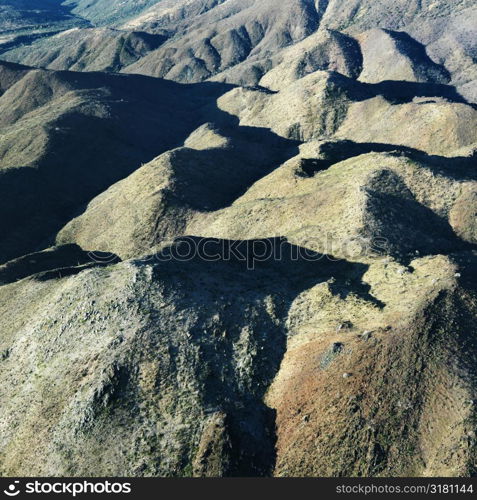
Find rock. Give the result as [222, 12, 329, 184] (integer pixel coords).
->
[337, 321, 353, 332]
[332, 342, 345, 354]
[361, 331, 373, 341]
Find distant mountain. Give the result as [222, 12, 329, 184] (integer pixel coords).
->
[2, 0, 475, 102]
[63, 0, 163, 26]
[0, 0, 84, 33]
[0, 60, 234, 264]
[2, 27, 166, 72]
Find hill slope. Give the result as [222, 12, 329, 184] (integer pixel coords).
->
[0, 61, 241, 264]
[0, 0, 84, 33]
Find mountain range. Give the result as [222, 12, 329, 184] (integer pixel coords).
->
[0, 0, 476, 477]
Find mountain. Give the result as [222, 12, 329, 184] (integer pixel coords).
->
[2, 0, 475, 103]
[0, 1, 83, 33]
[63, 0, 163, 26]
[0, 0, 90, 61]
[0, 0, 162, 58]
[0, 0, 477, 478]
[0, 60, 237, 264]
[2, 28, 167, 72]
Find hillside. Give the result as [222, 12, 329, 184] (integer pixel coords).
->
[63, 0, 163, 26]
[0, 60, 238, 264]
[0, 0, 476, 478]
[2, 0, 475, 104]
[0, 1, 83, 33]
[3, 28, 167, 72]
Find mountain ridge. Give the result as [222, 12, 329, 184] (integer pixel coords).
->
[0, 0, 476, 478]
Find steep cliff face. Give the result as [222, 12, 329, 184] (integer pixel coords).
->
[0, 0, 476, 478]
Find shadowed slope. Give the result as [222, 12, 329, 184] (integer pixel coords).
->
[0, 62, 238, 264]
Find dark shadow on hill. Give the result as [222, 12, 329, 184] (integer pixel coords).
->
[298, 140, 477, 181]
[366, 191, 473, 262]
[158, 128, 300, 212]
[329, 71, 473, 107]
[0, 244, 120, 285]
[131, 236, 375, 476]
[383, 29, 451, 83]
[366, 80, 470, 106]
[0, 73, 299, 265]
[449, 251, 477, 293]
